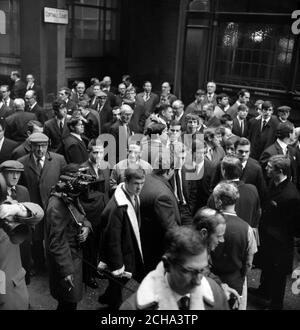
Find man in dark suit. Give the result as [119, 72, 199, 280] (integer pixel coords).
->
[25, 90, 47, 124]
[185, 89, 206, 115]
[63, 117, 89, 164]
[139, 160, 181, 273]
[252, 155, 300, 309]
[227, 89, 250, 119]
[0, 118, 18, 163]
[11, 120, 43, 160]
[136, 81, 159, 116]
[80, 144, 110, 289]
[90, 89, 112, 133]
[77, 100, 99, 142]
[98, 168, 146, 308]
[70, 81, 89, 105]
[10, 71, 26, 99]
[58, 87, 77, 115]
[25, 74, 43, 106]
[18, 132, 67, 272]
[109, 104, 134, 164]
[235, 138, 267, 204]
[248, 101, 280, 160]
[204, 103, 221, 128]
[260, 122, 297, 183]
[169, 143, 193, 226]
[208, 156, 261, 230]
[232, 104, 249, 137]
[203, 81, 217, 107]
[102, 106, 120, 134]
[44, 99, 70, 155]
[115, 83, 127, 106]
[0, 85, 14, 117]
[5, 98, 37, 143]
[159, 81, 177, 106]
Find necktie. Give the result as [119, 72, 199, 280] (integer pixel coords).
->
[10, 187, 17, 200]
[60, 121, 64, 134]
[178, 296, 190, 310]
[175, 169, 184, 204]
[36, 158, 43, 177]
[240, 120, 244, 135]
[262, 120, 267, 131]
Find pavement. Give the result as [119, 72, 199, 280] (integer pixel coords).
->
[27, 268, 300, 310]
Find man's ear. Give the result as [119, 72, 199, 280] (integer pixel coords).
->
[162, 255, 170, 272]
[199, 228, 208, 240]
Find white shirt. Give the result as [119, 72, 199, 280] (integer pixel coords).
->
[56, 117, 65, 129]
[276, 138, 288, 155]
[71, 132, 82, 141]
[33, 154, 45, 168]
[0, 137, 5, 151]
[0, 101, 3, 109]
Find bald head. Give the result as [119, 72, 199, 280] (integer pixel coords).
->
[14, 98, 25, 111]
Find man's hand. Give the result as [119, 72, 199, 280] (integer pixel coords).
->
[0, 203, 28, 220]
[221, 283, 241, 306]
[78, 226, 89, 243]
[64, 274, 75, 291]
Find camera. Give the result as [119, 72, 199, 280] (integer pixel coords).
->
[55, 167, 99, 198]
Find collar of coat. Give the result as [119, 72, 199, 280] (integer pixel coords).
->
[114, 183, 143, 261]
[136, 261, 215, 310]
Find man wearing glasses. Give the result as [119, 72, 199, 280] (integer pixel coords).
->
[120, 226, 229, 310]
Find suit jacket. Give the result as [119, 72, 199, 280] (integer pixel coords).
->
[91, 100, 112, 133]
[45, 195, 91, 303]
[0, 99, 14, 117]
[158, 93, 177, 106]
[63, 134, 89, 164]
[0, 137, 18, 163]
[185, 160, 214, 215]
[248, 116, 280, 160]
[139, 173, 181, 273]
[65, 99, 77, 115]
[11, 139, 31, 160]
[211, 157, 267, 206]
[227, 102, 239, 119]
[185, 101, 203, 116]
[208, 180, 261, 228]
[80, 159, 110, 225]
[260, 140, 297, 185]
[26, 84, 43, 106]
[5, 110, 37, 142]
[18, 152, 66, 209]
[259, 179, 300, 274]
[44, 117, 70, 155]
[70, 92, 89, 105]
[0, 202, 43, 310]
[109, 119, 133, 164]
[11, 80, 26, 99]
[99, 183, 145, 281]
[26, 103, 47, 124]
[136, 92, 159, 115]
[206, 116, 221, 128]
[203, 93, 217, 107]
[115, 94, 126, 106]
[232, 117, 248, 137]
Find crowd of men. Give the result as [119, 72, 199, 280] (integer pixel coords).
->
[0, 72, 300, 310]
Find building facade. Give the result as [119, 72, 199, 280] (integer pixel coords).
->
[0, 0, 300, 119]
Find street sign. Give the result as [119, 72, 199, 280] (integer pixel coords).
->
[44, 7, 68, 25]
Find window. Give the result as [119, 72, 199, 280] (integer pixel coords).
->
[0, 0, 20, 56]
[214, 22, 294, 91]
[216, 0, 300, 13]
[66, 0, 120, 58]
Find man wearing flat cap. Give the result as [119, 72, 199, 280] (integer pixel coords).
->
[277, 105, 292, 124]
[0, 160, 44, 310]
[18, 132, 66, 273]
[0, 160, 33, 284]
